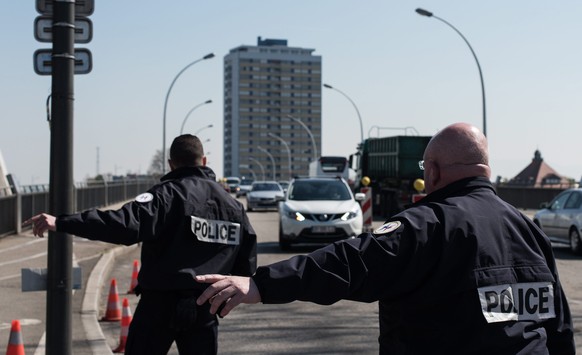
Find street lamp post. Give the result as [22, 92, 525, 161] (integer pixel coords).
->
[286, 115, 317, 162]
[240, 166, 258, 181]
[415, 8, 487, 137]
[162, 53, 215, 174]
[194, 124, 214, 136]
[267, 132, 292, 181]
[323, 83, 364, 143]
[179, 99, 212, 135]
[258, 146, 276, 181]
[249, 157, 265, 181]
[248, 169, 257, 181]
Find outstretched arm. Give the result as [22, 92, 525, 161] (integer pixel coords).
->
[23, 213, 56, 238]
[195, 274, 262, 317]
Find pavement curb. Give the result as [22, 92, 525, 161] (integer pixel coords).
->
[81, 244, 139, 355]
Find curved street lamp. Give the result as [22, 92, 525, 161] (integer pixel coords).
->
[180, 99, 212, 134]
[267, 132, 292, 181]
[249, 157, 265, 181]
[240, 166, 258, 181]
[258, 146, 276, 181]
[415, 8, 487, 137]
[194, 124, 214, 136]
[162, 52, 215, 174]
[323, 83, 364, 143]
[286, 114, 317, 162]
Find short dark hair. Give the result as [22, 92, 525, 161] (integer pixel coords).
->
[169, 134, 204, 167]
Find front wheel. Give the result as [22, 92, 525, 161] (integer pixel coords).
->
[569, 228, 582, 255]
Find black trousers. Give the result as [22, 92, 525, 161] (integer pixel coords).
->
[125, 290, 218, 355]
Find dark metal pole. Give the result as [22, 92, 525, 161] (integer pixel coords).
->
[47, 1, 75, 353]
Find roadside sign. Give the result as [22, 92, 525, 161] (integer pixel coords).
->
[36, 0, 95, 16]
[34, 16, 93, 43]
[33, 48, 93, 75]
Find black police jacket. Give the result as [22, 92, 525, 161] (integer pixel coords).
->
[252, 177, 574, 354]
[57, 166, 257, 290]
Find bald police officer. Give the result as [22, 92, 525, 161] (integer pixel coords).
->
[195, 123, 574, 354]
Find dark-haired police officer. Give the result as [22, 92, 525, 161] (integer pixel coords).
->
[25, 134, 257, 355]
[195, 123, 574, 355]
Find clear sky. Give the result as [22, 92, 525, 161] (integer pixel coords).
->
[1, 1, 581, 186]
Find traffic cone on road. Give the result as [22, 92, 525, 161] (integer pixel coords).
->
[113, 298, 133, 353]
[6, 320, 25, 355]
[127, 259, 139, 294]
[101, 278, 122, 321]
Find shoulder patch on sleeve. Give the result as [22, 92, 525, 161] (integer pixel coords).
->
[135, 192, 154, 203]
[373, 221, 401, 236]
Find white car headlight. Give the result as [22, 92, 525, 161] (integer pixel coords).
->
[340, 207, 361, 221]
[293, 212, 306, 222]
[282, 205, 306, 221]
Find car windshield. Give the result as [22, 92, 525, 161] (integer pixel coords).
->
[240, 180, 254, 186]
[252, 183, 281, 191]
[289, 180, 351, 201]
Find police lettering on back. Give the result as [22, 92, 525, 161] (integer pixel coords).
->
[191, 216, 241, 245]
[479, 282, 555, 323]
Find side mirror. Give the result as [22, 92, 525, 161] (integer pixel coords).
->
[540, 202, 549, 209]
[276, 194, 286, 202]
[354, 192, 366, 202]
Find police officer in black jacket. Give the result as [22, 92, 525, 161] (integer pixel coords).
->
[195, 123, 574, 354]
[26, 134, 257, 355]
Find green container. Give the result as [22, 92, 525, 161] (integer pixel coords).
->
[364, 136, 431, 180]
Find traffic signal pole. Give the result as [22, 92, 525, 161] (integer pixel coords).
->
[46, 1, 75, 353]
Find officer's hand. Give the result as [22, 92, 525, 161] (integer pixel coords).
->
[23, 213, 57, 238]
[195, 275, 261, 317]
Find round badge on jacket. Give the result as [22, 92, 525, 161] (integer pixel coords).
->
[135, 192, 154, 203]
[373, 221, 401, 235]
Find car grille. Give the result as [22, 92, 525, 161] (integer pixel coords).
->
[302, 213, 343, 222]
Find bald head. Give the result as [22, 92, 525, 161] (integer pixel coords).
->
[423, 123, 491, 193]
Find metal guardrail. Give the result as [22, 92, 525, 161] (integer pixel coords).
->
[0, 177, 158, 237]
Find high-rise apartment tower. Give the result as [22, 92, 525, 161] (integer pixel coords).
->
[224, 37, 322, 181]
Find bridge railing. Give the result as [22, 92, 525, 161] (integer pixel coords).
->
[0, 176, 157, 237]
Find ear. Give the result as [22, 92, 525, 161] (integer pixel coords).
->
[202, 156, 207, 166]
[168, 159, 175, 171]
[429, 161, 441, 190]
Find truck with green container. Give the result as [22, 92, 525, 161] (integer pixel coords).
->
[349, 135, 432, 218]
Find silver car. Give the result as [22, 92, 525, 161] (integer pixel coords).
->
[533, 188, 582, 255]
[246, 181, 285, 212]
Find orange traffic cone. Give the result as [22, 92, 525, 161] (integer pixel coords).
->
[127, 259, 139, 294]
[6, 320, 25, 355]
[101, 278, 122, 321]
[113, 298, 133, 353]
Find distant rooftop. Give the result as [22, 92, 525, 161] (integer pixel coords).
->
[508, 149, 569, 187]
[257, 37, 287, 46]
[227, 36, 317, 56]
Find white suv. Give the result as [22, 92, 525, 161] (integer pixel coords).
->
[278, 177, 365, 250]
